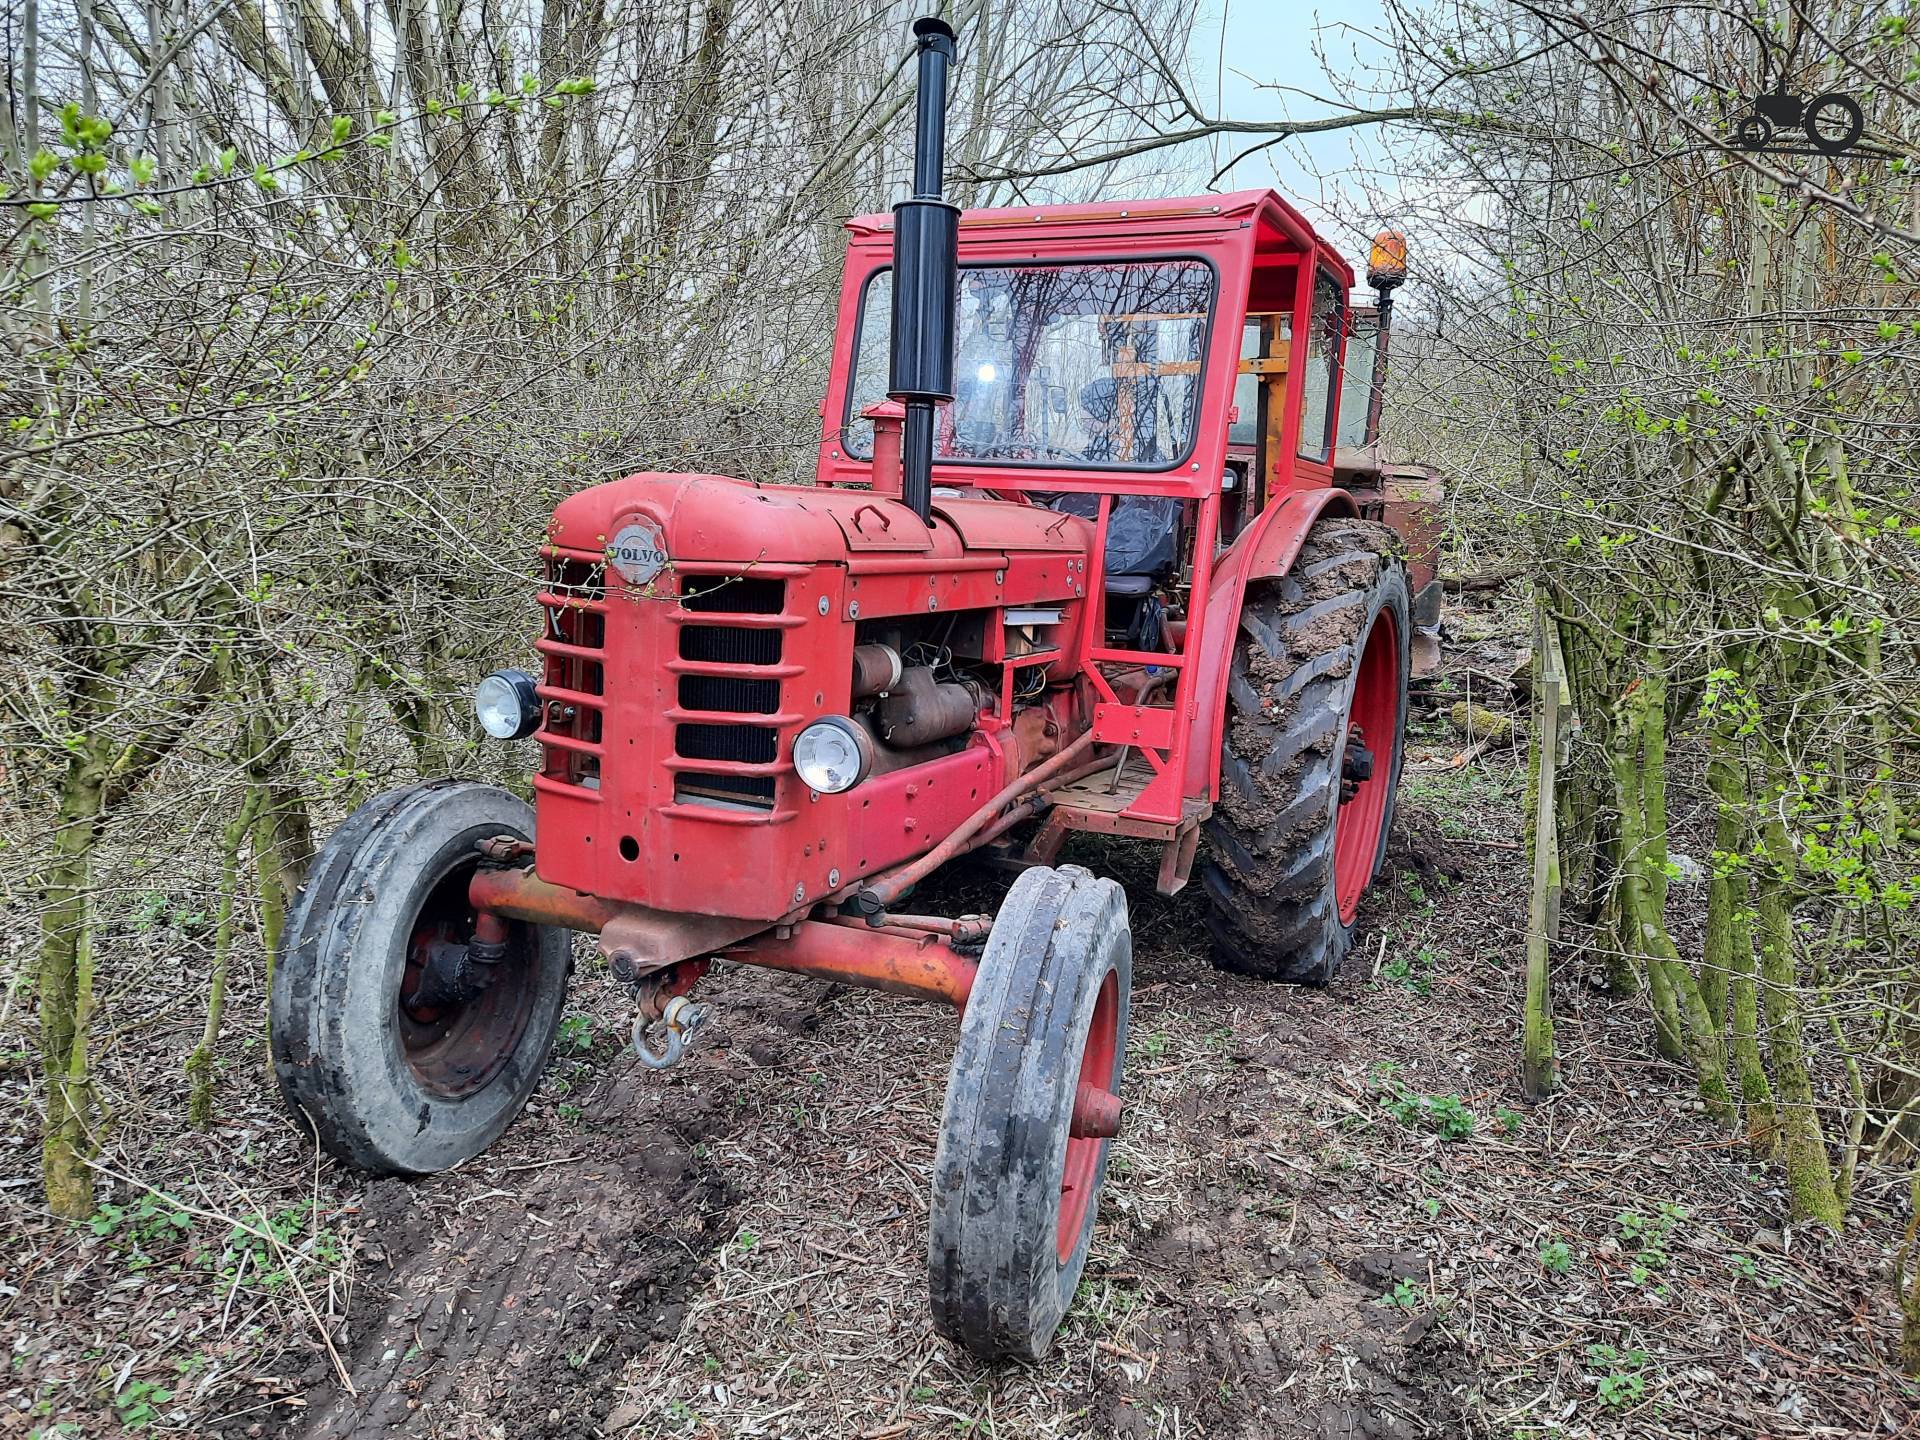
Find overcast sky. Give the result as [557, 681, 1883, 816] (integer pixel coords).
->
[1180, 0, 1406, 258]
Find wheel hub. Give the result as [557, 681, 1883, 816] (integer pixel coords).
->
[1340, 724, 1375, 802]
[404, 933, 486, 1016]
[395, 881, 538, 1099]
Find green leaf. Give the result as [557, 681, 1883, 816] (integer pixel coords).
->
[29, 148, 59, 182]
[26, 202, 58, 221]
[330, 114, 353, 143]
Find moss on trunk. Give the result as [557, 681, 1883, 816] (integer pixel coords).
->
[1756, 815, 1844, 1228]
[40, 753, 107, 1220]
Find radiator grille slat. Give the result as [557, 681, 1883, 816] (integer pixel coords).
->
[678, 674, 781, 715]
[670, 579, 788, 810]
[538, 556, 607, 790]
[679, 625, 783, 667]
[681, 577, 787, 614]
[674, 724, 779, 764]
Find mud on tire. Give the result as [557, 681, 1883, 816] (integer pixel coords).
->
[1202, 519, 1410, 985]
[271, 780, 570, 1175]
[928, 865, 1130, 1361]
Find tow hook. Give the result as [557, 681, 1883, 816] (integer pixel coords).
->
[632, 994, 710, 1070]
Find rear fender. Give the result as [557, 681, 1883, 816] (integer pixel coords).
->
[1183, 488, 1361, 802]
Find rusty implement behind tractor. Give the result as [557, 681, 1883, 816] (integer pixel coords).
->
[270, 14, 1443, 1361]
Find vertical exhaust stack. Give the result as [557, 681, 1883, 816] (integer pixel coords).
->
[888, 16, 959, 523]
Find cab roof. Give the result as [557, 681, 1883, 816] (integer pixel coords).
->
[843, 187, 1351, 287]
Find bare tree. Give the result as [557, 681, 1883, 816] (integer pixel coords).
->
[0, 0, 1201, 1219]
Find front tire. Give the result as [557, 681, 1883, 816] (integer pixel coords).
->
[929, 866, 1131, 1361]
[271, 781, 569, 1175]
[1202, 519, 1410, 985]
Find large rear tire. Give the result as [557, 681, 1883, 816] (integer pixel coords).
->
[1202, 519, 1410, 985]
[271, 781, 570, 1175]
[928, 865, 1131, 1361]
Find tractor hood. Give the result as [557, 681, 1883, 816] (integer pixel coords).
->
[546, 472, 1088, 571]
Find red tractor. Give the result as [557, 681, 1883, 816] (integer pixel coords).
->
[272, 18, 1439, 1361]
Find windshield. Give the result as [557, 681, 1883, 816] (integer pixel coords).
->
[844, 259, 1215, 470]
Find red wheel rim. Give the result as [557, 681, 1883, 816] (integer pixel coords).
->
[1333, 608, 1400, 925]
[1057, 970, 1119, 1263]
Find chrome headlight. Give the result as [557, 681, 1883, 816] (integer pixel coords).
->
[474, 669, 541, 741]
[793, 716, 873, 794]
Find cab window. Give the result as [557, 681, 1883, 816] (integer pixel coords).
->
[1296, 271, 1343, 463]
[844, 259, 1216, 470]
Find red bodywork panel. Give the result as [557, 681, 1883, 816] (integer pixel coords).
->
[535, 474, 1092, 922]
[527, 189, 1375, 939]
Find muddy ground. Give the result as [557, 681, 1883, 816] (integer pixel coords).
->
[5, 604, 1915, 1438]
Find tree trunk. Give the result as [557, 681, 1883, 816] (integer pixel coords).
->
[1701, 747, 1740, 1043]
[1898, 1170, 1920, 1375]
[1609, 681, 1685, 1060]
[1610, 676, 1734, 1117]
[1756, 815, 1844, 1227]
[187, 788, 263, 1127]
[40, 753, 107, 1219]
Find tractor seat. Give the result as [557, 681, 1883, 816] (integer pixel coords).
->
[1047, 492, 1181, 594]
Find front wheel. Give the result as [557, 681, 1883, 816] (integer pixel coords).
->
[928, 865, 1131, 1361]
[271, 781, 569, 1175]
[1734, 112, 1772, 150]
[1202, 519, 1410, 985]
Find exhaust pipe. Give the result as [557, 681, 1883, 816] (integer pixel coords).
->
[888, 16, 959, 523]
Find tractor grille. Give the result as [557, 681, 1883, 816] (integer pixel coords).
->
[678, 674, 781, 714]
[681, 576, 787, 614]
[535, 551, 607, 790]
[670, 578, 788, 810]
[678, 624, 783, 667]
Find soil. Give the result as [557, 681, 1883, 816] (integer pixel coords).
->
[5, 599, 1915, 1438]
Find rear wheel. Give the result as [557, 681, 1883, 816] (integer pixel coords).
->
[928, 865, 1130, 1361]
[271, 781, 570, 1174]
[1803, 92, 1863, 153]
[1202, 519, 1410, 984]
